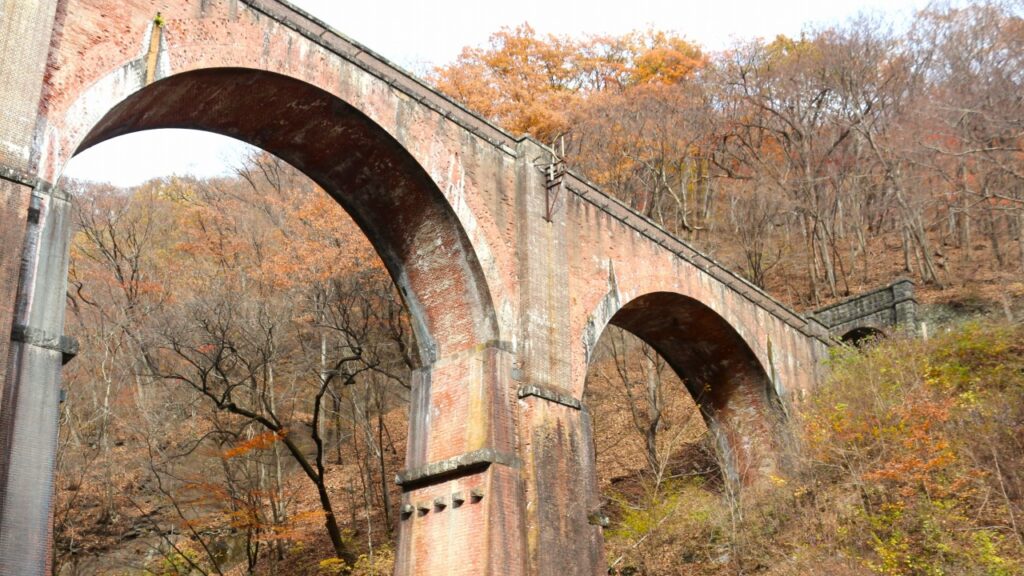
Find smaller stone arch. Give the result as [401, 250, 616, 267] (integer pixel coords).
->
[812, 279, 918, 342]
[840, 325, 887, 346]
[587, 291, 787, 485]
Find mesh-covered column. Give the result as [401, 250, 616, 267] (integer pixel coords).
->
[0, 0, 65, 573]
[0, 0, 62, 397]
[0, 188, 73, 575]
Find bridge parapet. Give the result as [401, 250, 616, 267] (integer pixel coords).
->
[557, 168, 832, 344]
[812, 279, 918, 341]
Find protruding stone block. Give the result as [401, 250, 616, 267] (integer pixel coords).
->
[400, 504, 415, 520]
[451, 491, 465, 508]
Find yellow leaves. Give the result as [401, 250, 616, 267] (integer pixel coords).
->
[318, 557, 348, 575]
[804, 321, 1024, 574]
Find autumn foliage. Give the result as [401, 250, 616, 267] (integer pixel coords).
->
[57, 155, 410, 574]
[53, 2, 1024, 575]
[433, 3, 1024, 307]
[589, 321, 1024, 576]
[803, 322, 1024, 575]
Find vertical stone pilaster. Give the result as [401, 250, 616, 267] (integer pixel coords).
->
[509, 137, 606, 574]
[513, 139, 573, 395]
[892, 279, 918, 332]
[517, 387, 604, 576]
[395, 345, 527, 576]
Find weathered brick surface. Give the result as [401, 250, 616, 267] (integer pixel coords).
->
[1, 2, 834, 574]
[396, 464, 526, 575]
[518, 396, 603, 575]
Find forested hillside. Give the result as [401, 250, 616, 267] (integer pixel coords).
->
[433, 1, 1024, 306]
[54, 2, 1023, 575]
[57, 157, 411, 575]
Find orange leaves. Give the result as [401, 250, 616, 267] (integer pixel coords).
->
[430, 25, 714, 236]
[222, 426, 286, 457]
[630, 31, 706, 85]
[431, 25, 705, 143]
[431, 24, 575, 141]
[804, 322, 1024, 572]
[861, 394, 957, 490]
[221, 429, 287, 459]
[812, 351, 961, 496]
[112, 155, 385, 302]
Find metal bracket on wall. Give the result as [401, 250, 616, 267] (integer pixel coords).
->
[517, 384, 582, 410]
[534, 137, 566, 222]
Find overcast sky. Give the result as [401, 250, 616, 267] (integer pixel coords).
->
[64, 0, 931, 186]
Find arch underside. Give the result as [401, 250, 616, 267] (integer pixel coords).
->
[606, 292, 783, 483]
[75, 67, 497, 364]
[841, 326, 886, 345]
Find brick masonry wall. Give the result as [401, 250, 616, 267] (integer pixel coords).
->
[1, 2, 834, 574]
[518, 396, 603, 576]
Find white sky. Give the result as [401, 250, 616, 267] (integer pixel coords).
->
[64, 0, 931, 186]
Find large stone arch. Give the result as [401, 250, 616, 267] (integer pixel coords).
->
[584, 291, 786, 484]
[3, 4, 524, 573]
[1, 3, 834, 575]
[72, 67, 497, 364]
[37, 4, 517, 350]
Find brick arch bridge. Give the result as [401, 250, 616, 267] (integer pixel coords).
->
[0, 1, 830, 574]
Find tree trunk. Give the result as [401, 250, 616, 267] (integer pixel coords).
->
[1018, 210, 1024, 272]
[902, 226, 912, 273]
[377, 407, 392, 535]
[985, 199, 1005, 267]
[279, 434, 352, 562]
[644, 352, 661, 477]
